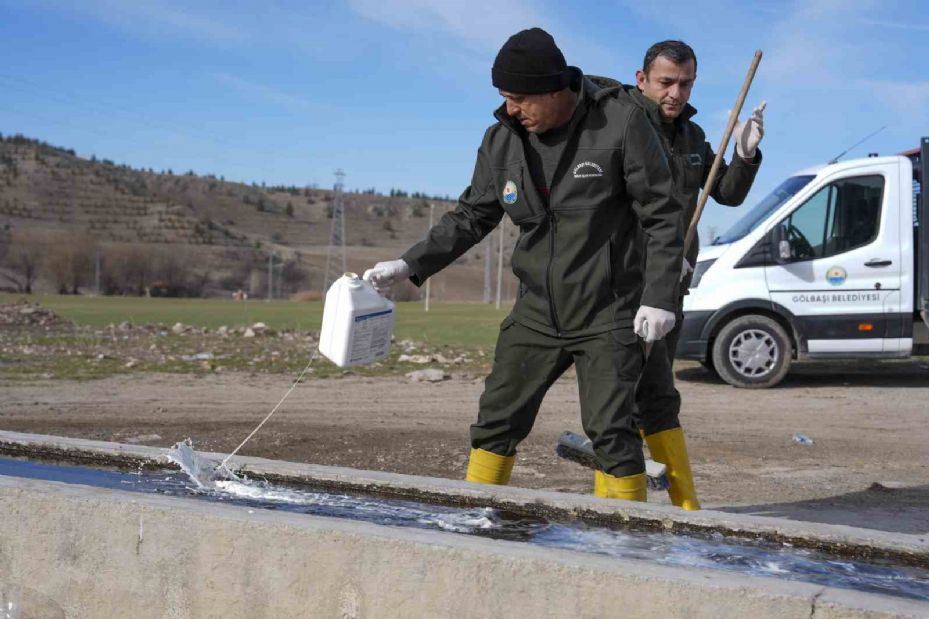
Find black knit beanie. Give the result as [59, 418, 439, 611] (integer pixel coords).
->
[492, 28, 571, 94]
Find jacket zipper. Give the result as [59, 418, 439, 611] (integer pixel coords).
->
[498, 110, 565, 335]
[547, 210, 562, 334]
[541, 100, 591, 337]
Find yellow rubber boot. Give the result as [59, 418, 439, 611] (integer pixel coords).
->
[644, 427, 701, 510]
[465, 448, 515, 485]
[593, 470, 647, 502]
[593, 468, 606, 497]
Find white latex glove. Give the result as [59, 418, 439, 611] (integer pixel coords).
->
[734, 100, 766, 160]
[363, 259, 410, 295]
[680, 257, 693, 283]
[633, 305, 676, 343]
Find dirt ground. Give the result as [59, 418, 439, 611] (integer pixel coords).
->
[2, 358, 928, 535]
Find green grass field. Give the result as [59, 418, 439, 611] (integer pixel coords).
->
[0, 293, 510, 349]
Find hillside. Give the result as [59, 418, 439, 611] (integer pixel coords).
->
[0, 134, 521, 301]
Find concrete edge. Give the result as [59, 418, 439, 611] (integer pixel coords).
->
[1, 475, 927, 619]
[1, 429, 927, 568]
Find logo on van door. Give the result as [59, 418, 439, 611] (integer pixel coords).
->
[826, 266, 847, 286]
[503, 180, 518, 204]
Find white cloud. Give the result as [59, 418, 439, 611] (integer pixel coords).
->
[347, 0, 544, 53]
[762, 0, 880, 84]
[49, 0, 249, 45]
[854, 17, 929, 32]
[346, 0, 623, 82]
[861, 79, 929, 120]
[211, 73, 318, 113]
[756, 0, 929, 127]
[616, 0, 749, 33]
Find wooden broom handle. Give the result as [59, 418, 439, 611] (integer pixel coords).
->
[684, 50, 763, 254]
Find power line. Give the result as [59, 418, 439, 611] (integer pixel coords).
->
[322, 169, 347, 292]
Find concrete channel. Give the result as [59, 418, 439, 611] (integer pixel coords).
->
[0, 430, 927, 618]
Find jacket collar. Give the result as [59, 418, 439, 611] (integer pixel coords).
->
[623, 83, 698, 126]
[584, 70, 621, 101]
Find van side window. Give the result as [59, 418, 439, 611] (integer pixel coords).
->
[782, 175, 884, 261]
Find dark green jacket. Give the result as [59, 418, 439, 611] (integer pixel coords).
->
[402, 70, 683, 337]
[606, 81, 761, 289]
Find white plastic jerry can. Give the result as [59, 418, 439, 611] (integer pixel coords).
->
[319, 272, 395, 367]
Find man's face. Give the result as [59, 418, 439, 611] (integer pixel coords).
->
[635, 56, 696, 121]
[499, 90, 563, 134]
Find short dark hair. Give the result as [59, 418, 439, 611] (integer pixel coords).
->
[643, 40, 697, 74]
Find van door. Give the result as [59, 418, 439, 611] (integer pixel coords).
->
[764, 163, 903, 355]
[917, 138, 929, 329]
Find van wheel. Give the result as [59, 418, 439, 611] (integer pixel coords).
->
[711, 315, 792, 388]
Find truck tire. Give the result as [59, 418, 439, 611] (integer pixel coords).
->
[711, 315, 792, 388]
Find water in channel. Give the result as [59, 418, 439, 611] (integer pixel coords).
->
[1, 447, 927, 603]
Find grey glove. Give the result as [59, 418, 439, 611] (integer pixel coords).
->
[633, 305, 676, 343]
[735, 101, 766, 159]
[362, 259, 410, 295]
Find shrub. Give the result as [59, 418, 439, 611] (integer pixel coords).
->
[290, 290, 322, 302]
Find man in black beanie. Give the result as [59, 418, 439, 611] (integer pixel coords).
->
[490, 27, 576, 134]
[364, 28, 683, 502]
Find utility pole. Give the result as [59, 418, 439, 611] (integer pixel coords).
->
[94, 249, 101, 295]
[424, 203, 434, 311]
[267, 251, 273, 300]
[495, 219, 505, 309]
[323, 169, 347, 293]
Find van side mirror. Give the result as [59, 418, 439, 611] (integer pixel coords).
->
[771, 224, 791, 264]
[779, 240, 792, 262]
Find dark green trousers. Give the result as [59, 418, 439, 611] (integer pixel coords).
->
[633, 301, 683, 435]
[470, 317, 646, 478]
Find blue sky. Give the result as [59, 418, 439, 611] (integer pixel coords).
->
[1, 0, 927, 243]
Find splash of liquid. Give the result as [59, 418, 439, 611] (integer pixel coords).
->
[165, 440, 499, 533]
[166, 440, 239, 489]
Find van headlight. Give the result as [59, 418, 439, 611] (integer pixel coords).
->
[690, 259, 716, 288]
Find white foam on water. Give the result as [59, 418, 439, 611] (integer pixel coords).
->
[760, 561, 791, 575]
[419, 508, 497, 533]
[215, 479, 330, 504]
[215, 476, 498, 532]
[167, 441, 499, 535]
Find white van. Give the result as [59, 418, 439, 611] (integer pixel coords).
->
[679, 137, 928, 388]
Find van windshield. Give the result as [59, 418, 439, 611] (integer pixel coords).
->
[712, 175, 815, 244]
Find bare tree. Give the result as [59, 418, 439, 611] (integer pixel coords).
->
[1, 229, 46, 293]
[218, 251, 256, 292]
[148, 246, 210, 297]
[280, 258, 307, 294]
[102, 243, 156, 295]
[153, 247, 187, 293]
[186, 267, 211, 297]
[125, 245, 155, 295]
[0, 227, 9, 262]
[99, 244, 129, 294]
[44, 231, 96, 294]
